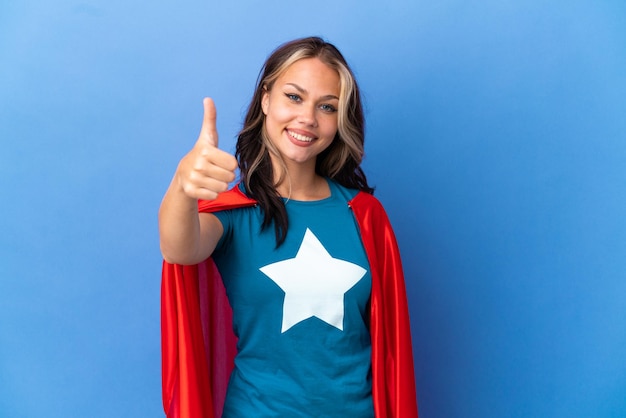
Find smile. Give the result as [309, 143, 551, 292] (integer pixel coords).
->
[287, 130, 315, 143]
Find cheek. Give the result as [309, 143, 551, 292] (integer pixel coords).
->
[266, 105, 293, 126]
[321, 117, 339, 139]
[263, 97, 293, 143]
[264, 108, 290, 142]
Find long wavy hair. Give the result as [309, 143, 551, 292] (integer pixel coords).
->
[236, 36, 374, 246]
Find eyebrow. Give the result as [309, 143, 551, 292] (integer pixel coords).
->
[285, 83, 339, 101]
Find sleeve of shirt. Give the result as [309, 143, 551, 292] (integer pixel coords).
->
[211, 209, 232, 252]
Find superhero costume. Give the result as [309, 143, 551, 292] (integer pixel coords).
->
[161, 186, 418, 417]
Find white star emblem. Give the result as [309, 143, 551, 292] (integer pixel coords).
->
[259, 228, 367, 332]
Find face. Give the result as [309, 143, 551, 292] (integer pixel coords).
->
[261, 57, 340, 174]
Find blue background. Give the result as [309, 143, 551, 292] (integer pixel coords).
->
[1, 1, 625, 417]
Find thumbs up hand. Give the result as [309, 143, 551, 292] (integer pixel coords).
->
[175, 98, 238, 201]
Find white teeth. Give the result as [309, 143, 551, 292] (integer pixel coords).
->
[288, 130, 314, 142]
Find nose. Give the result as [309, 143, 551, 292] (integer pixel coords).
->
[297, 103, 318, 127]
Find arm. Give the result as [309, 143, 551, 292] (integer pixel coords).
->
[158, 98, 238, 265]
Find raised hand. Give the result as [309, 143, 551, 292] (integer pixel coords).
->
[175, 98, 238, 200]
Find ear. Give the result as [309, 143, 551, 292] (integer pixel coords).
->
[261, 87, 269, 116]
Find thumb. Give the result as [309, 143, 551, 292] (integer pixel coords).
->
[200, 97, 219, 147]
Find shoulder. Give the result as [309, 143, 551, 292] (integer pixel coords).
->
[198, 184, 257, 213]
[328, 178, 361, 201]
[349, 191, 385, 213]
[349, 191, 394, 233]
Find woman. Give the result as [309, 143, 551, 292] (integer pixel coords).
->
[159, 37, 417, 418]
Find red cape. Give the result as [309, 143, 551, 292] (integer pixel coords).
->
[161, 186, 418, 417]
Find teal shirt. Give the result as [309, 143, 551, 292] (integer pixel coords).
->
[212, 180, 374, 417]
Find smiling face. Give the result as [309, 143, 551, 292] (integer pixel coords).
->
[261, 57, 341, 176]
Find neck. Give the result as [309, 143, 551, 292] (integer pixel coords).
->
[273, 160, 330, 201]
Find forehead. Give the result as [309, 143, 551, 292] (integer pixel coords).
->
[276, 58, 340, 93]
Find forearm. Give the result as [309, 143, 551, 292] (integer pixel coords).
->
[158, 177, 203, 264]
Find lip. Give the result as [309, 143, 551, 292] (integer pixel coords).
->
[285, 129, 317, 147]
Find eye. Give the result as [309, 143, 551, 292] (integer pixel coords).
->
[319, 103, 337, 113]
[285, 93, 302, 102]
